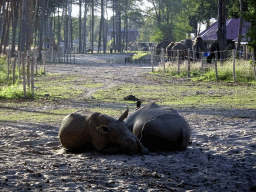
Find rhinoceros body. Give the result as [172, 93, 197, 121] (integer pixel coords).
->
[125, 102, 191, 151]
[59, 110, 148, 155]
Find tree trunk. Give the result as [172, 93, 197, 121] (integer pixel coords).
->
[236, 0, 244, 54]
[103, 0, 108, 53]
[79, 0, 82, 53]
[0, 2, 6, 49]
[91, 0, 94, 53]
[113, 0, 115, 52]
[11, 1, 19, 56]
[217, 0, 227, 62]
[20, 0, 27, 53]
[0, 1, 8, 54]
[83, 1, 87, 53]
[98, 0, 104, 53]
[39, 0, 45, 59]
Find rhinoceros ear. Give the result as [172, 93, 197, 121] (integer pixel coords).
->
[117, 108, 129, 121]
[97, 125, 109, 134]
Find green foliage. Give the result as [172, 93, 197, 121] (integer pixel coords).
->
[132, 51, 150, 60]
[156, 60, 256, 84]
[241, 0, 256, 50]
[0, 56, 7, 84]
[0, 85, 33, 99]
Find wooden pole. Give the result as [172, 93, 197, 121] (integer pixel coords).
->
[31, 57, 35, 98]
[233, 49, 236, 82]
[13, 57, 16, 84]
[214, 51, 218, 81]
[161, 48, 165, 73]
[201, 52, 204, 73]
[51, 46, 54, 62]
[7, 51, 10, 82]
[253, 51, 256, 82]
[177, 50, 180, 75]
[35, 54, 38, 75]
[22, 52, 26, 97]
[245, 45, 248, 60]
[151, 50, 154, 72]
[42, 51, 46, 74]
[187, 49, 190, 77]
[18, 51, 21, 80]
[27, 55, 30, 87]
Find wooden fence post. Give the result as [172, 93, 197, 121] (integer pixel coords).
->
[177, 50, 180, 75]
[160, 48, 165, 73]
[18, 51, 21, 80]
[31, 57, 35, 98]
[42, 51, 46, 75]
[13, 57, 16, 84]
[246, 46, 248, 60]
[27, 55, 30, 88]
[22, 52, 26, 97]
[7, 51, 10, 82]
[214, 51, 218, 81]
[201, 52, 204, 73]
[151, 50, 154, 72]
[66, 49, 68, 63]
[34, 50, 37, 75]
[51, 46, 54, 63]
[233, 49, 236, 82]
[187, 49, 190, 77]
[253, 51, 256, 81]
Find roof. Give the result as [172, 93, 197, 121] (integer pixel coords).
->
[197, 18, 250, 41]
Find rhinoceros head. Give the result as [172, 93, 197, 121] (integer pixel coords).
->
[96, 109, 148, 155]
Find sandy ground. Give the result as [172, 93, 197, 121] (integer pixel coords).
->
[1, 53, 256, 191]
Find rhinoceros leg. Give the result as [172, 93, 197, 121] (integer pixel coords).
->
[134, 117, 190, 151]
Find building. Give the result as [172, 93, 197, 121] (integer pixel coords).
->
[196, 18, 251, 49]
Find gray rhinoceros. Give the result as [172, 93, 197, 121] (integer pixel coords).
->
[125, 102, 191, 151]
[59, 109, 148, 155]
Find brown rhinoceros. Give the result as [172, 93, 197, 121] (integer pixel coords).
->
[124, 102, 191, 151]
[58, 109, 148, 155]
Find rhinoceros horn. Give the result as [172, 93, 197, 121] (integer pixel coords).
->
[117, 108, 129, 121]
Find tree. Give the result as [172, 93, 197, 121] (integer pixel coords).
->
[217, 0, 227, 62]
[242, 0, 256, 52]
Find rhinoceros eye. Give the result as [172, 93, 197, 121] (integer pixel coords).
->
[97, 125, 109, 134]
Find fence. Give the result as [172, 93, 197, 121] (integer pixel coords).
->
[5, 50, 50, 98]
[152, 48, 256, 82]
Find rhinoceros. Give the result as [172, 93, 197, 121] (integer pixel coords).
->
[58, 109, 148, 155]
[125, 102, 191, 151]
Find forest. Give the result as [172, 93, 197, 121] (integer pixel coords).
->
[0, 0, 255, 59]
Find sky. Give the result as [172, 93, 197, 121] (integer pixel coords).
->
[71, 0, 153, 18]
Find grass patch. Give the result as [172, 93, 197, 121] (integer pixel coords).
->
[132, 51, 150, 60]
[92, 82, 256, 109]
[0, 107, 79, 123]
[155, 59, 256, 84]
[0, 71, 103, 100]
[0, 84, 33, 99]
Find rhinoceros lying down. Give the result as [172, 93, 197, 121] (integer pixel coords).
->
[58, 109, 148, 155]
[125, 102, 191, 151]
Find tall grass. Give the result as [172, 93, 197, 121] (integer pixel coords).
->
[0, 56, 32, 99]
[132, 51, 150, 60]
[155, 59, 256, 84]
[0, 56, 8, 84]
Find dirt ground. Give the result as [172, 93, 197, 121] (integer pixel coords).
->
[1, 53, 256, 191]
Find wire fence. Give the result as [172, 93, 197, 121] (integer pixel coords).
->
[151, 48, 256, 82]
